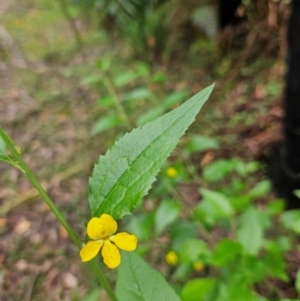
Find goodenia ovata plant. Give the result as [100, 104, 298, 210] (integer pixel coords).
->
[0, 84, 214, 301]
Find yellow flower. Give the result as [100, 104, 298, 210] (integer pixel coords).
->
[165, 250, 178, 266]
[80, 214, 137, 269]
[193, 261, 205, 272]
[166, 167, 178, 178]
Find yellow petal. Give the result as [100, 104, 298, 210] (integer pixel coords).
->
[87, 214, 117, 239]
[80, 240, 103, 262]
[101, 240, 121, 269]
[110, 232, 138, 251]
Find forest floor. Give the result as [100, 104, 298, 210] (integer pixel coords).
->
[0, 0, 291, 300]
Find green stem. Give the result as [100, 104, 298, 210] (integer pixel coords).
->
[102, 75, 131, 129]
[0, 128, 119, 301]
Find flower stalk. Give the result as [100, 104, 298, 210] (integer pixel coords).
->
[0, 127, 119, 301]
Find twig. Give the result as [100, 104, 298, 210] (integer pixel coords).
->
[56, 0, 85, 57]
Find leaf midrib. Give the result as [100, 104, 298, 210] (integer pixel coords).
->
[93, 88, 211, 217]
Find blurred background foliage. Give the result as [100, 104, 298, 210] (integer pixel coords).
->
[0, 0, 297, 300]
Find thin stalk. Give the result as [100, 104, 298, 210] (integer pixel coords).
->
[56, 0, 84, 55]
[0, 128, 119, 301]
[102, 75, 131, 129]
[182, 151, 204, 186]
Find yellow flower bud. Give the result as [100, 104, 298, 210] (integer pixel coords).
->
[166, 167, 178, 178]
[165, 251, 178, 266]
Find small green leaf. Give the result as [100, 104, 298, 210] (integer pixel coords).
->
[151, 72, 167, 83]
[181, 278, 215, 301]
[237, 206, 266, 255]
[281, 210, 300, 234]
[170, 221, 198, 251]
[230, 195, 251, 211]
[210, 239, 242, 266]
[89, 85, 214, 219]
[231, 158, 249, 177]
[0, 136, 8, 158]
[200, 188, 234, 217]
[179, 239, 210, 263]
[114, 71, 142, 87]
[248, 180, 271, 199]
[90, 115, 122, 136]
[293, 190, 300, 199]
[185, 135, 220, 153]
[116, 252, 181, 301]
[97, 95, 115, 108]
[96, 58, 111, 72]
[123, 88, 152, 101]
[202, 159, 234, 182]
[173, 263, 192, 281]
[124, 213, 154, 241]
[0, 136, 11, 163]
[136, 106, 165, 126]
[163, 90, 190, 109]
[207, 273, 256, 301]
[0, 136, 6, 152]
[155, 200, 181, 235]
[265, 199, 285, 216]
[82, 289, 101, 301]
[262, 248, 287, 281]
[80, 74, 100, 85]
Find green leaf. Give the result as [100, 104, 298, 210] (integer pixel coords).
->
[263, 247, 287, 281]
[163, 90, 190, 109]
[82, 289, 101, 301]
[173, 263, 193, 281]
[200, 188, 234, 217]
[90, 115, 122, 136]
[179, 239, 210, 263]
[248, 180, 271, 199]
[136, 106, 165, 126]
[124, 213, 154, 241]
[0, 136, 8, 158]
[265, 199, 285, 216]
[237, 207, 266, 255]
[202, 159, 234, 182]
[96, 58, 111, 72]
[89, 85, 214, 218]
[114, 70, 142, 87]
[207, 273, 257, 301]
[181, 278, 215, 301]
[293, 190, 300, 199]
[123, 88, 152, 101]
[281, 210, 300, 234]
[80, 74, 100, 85]
[185, 135, 220, 153]
[0, 136, 11, 163]
[97, 95, 115, 108]
[155, 200, 181, 235]
[230, 195, 251, 211]
[170, 221, 199, 251]
[210, 239, 242, 267]
[151, 71, 167, 83]
[0, 136, 6, 152]
[116, 252, 181, 301]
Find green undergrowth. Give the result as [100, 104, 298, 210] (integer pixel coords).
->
[0, 1, 295, 300]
